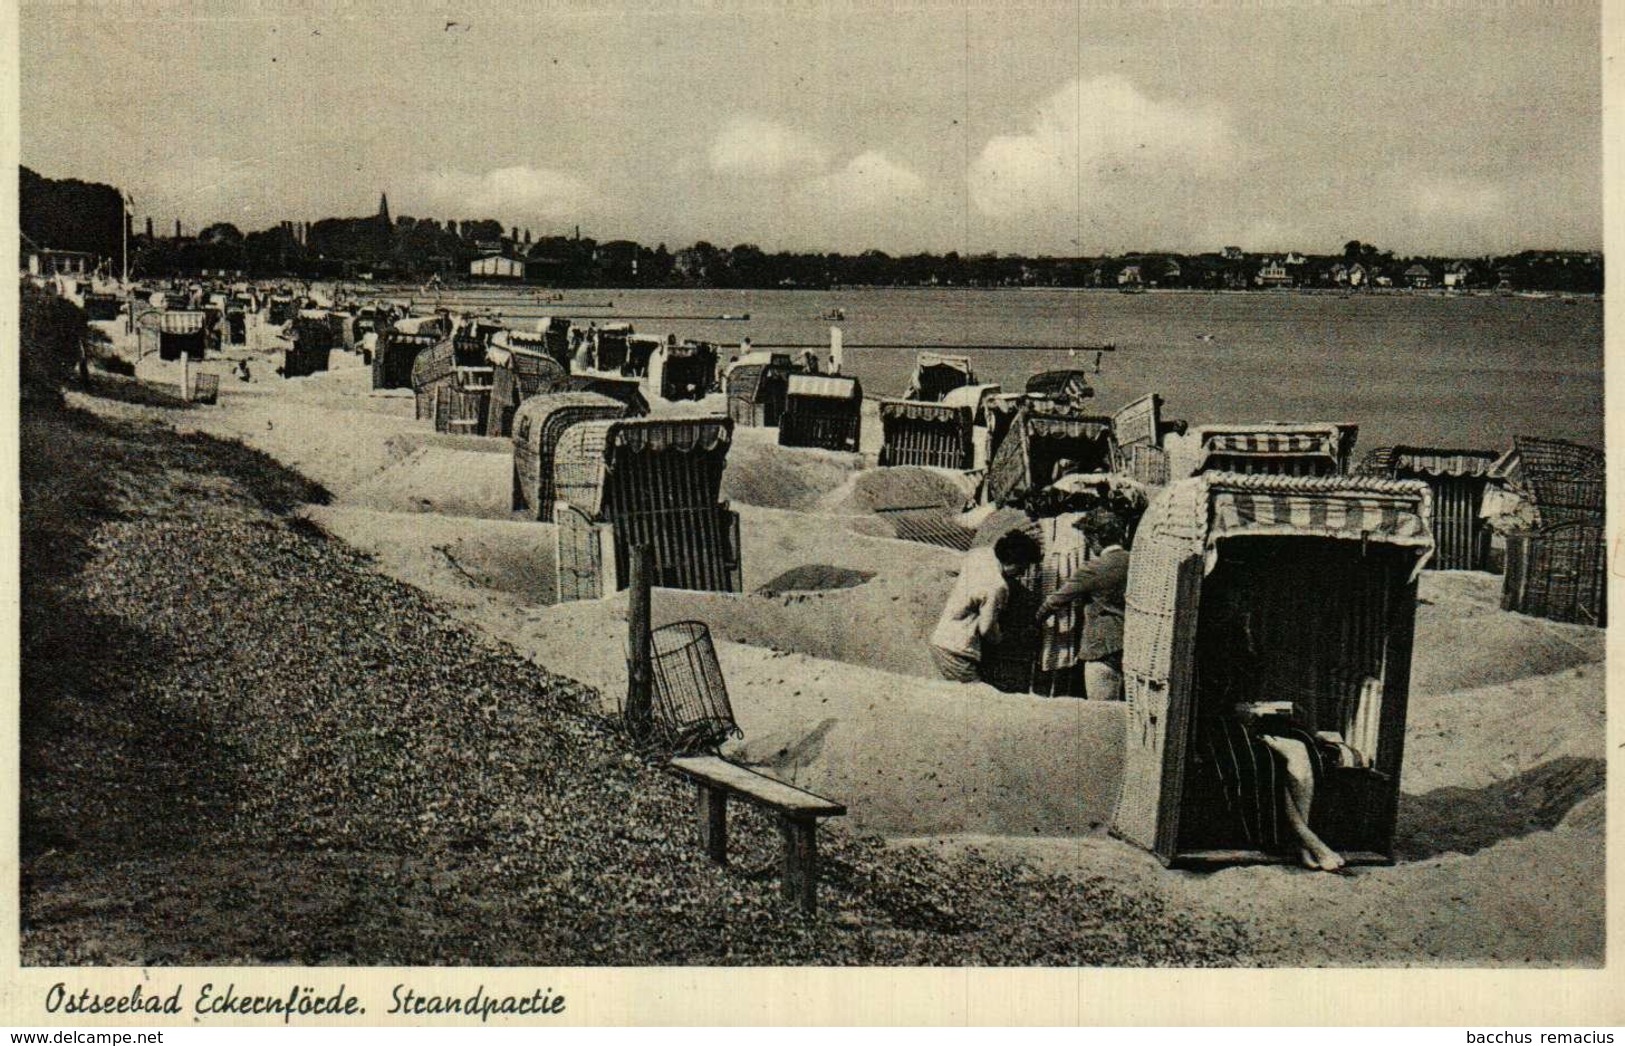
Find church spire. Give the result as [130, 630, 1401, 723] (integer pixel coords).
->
[378, 191, 391, 225]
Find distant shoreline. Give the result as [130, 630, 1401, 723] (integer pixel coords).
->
[347, 281, 1604, 301]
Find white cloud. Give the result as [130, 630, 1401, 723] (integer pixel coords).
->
[969, 75, 1235, 219]
[806, 151, 926, 209]
[1407, 175, 1505, 221]
[127, 153, 282, 228]
[137, 154, 251, 210]
[709, 116, 828, 177]
[421, 165, 591, 219]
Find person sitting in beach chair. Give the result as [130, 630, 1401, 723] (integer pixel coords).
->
[929, 531, 1043, 684]
[1197, 594, 1350, 872]
[1207, 702, 1347, 872]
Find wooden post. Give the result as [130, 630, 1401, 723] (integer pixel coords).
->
[698, 786, 728, 864]
[780, 817, 818, 914]
[625, 543, 654, 738]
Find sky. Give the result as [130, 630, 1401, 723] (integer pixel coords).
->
[20, 0, 1605, 256]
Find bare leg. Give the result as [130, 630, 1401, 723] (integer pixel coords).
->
[1259, 735, 1345, 871]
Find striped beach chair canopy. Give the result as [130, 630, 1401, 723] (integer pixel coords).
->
[156, 310, 207, 334]
[1357, 445, 1498, 478]
[877, 398, 974, 469]
[553, 416, 734, 520]
[1202, 473, 1433, 568]
[1178, 422, 1358, 477]
[489, 334, 568, 383]
[787, 373, 861, 401]
[1133, 472, 1435, 594]
[490, 328, 550, 357]
[393, 313, 453, 338]
[876, 398, 970, 423]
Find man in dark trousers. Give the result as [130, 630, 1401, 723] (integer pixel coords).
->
[1037, 507, 1131, 700]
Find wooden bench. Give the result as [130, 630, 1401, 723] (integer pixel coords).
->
[668, 755, 846, 914]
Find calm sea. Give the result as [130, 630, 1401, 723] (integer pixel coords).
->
[395, 285, 1604, 452]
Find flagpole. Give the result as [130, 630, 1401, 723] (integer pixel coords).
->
[122, 192, 132, 287]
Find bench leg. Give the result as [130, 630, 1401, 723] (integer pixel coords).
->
[698, 785, 728, 864]
[780, 817, 818, 914]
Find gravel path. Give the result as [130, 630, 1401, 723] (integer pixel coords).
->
[20, 400, 1253, 966]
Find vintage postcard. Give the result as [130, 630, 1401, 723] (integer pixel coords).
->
[4, 0, 1619, 1027]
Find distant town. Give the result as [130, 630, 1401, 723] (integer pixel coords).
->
[22, 166, 1604, 294]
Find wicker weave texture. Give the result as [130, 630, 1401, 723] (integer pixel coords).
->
[779, 393, 862, 452]
[725, 362, 790, 426]
[550, 417, 732, 519]
[513, 393, 627, 521]
[1502, 523, 1607, 625]
[554, 504, 606, 603]
[552, 420, 616, 518]
[411, 339, 458, 391]
[1123, 479, 1207, 688]
[191, 373, 220, 404]
[1124, 444, 1170, 486]
[293, 316, 336, 352]
[650, 621, 740, 750]
[433, 387, 490, 434]
[877, 402, 973, 469]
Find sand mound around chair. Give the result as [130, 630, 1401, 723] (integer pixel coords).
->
[818, 466, 973, 516]
[722, 430, 866, 511]
[342, 446, 515, 520]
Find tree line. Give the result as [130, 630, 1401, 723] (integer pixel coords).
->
[22, 168, 1603, 293]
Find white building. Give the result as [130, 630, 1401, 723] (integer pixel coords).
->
[470, 253, 526, 280]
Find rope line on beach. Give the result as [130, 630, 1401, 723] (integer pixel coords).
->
[747, 343, 1117, 352]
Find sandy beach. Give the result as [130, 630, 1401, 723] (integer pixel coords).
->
[17, 312, 1601, 967]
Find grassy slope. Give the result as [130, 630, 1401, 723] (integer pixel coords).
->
[19, 397, 1249, 966]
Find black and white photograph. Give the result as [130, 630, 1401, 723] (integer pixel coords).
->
[8, 0, 1614, 1024]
